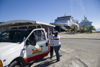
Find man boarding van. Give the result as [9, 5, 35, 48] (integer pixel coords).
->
[0, 20, 54, 67]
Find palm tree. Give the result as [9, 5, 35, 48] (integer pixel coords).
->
[71, 24, 78, 33]
[88, 25, 95, 33]
[80, 27, 87, 33]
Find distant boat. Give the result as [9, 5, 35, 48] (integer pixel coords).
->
[93, 28, 100, 32]
[96, 28, 100, 32]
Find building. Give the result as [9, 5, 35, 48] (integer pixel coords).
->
[54, 16, 79, 28]
[79, 17, 92, 28]
[54, 16, 79, 31]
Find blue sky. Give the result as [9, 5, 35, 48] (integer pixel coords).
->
[0, 0, 100, 29]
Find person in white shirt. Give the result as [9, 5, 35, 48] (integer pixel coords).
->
[53, 31, 61, 62]
[49, 31, 54, 59]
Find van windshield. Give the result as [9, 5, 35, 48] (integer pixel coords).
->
[0, 30, 30, 43]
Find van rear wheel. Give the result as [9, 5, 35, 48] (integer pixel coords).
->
[9, 60, 25, 67]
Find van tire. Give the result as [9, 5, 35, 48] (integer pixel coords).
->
[9, 60, 25, 67]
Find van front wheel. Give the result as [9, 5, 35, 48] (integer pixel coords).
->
[9, 60, 25, 67]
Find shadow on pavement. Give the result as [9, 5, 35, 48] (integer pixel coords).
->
[34, 59, 57, 67]
[26, 55, 62, 67]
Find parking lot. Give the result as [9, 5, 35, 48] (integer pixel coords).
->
[30, 33, 100, 67]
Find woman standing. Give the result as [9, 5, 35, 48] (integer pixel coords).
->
[53, 31, 61, 62]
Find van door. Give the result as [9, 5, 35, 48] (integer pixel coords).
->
[25, 29, 49, 62]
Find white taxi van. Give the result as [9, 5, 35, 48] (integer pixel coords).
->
[0, 20, 54, 67]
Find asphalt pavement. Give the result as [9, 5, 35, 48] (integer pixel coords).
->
[29, 34, 100, 67]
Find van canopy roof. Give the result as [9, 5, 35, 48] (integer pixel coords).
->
[0, 20, 54, 31]
[0, 20, 54, 27]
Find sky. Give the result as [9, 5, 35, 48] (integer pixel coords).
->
[0, 0, 100, 29]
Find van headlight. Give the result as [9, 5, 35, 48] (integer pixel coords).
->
[0, 60, 3, 67]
